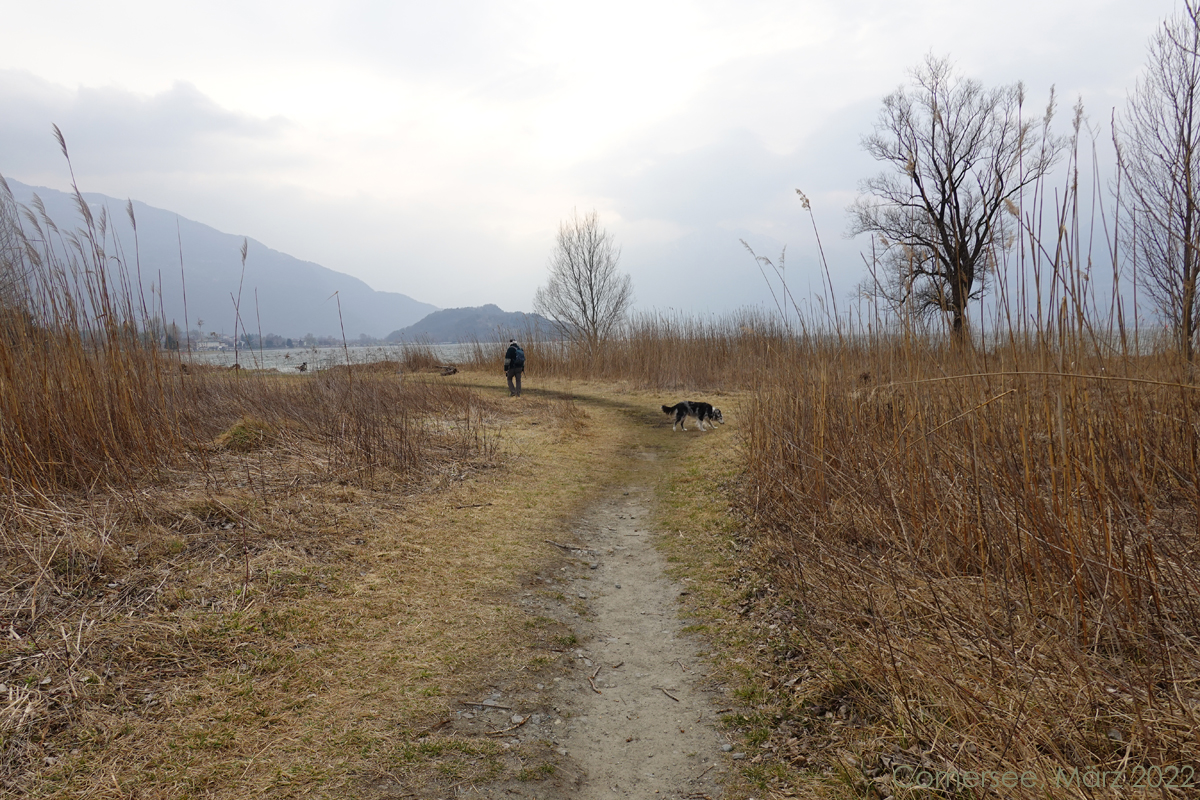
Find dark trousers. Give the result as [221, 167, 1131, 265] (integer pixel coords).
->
[506, 368, 523, 396]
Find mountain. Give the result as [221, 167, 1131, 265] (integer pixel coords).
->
[2, 178, 437, 338]
[386, 304, 556, 343]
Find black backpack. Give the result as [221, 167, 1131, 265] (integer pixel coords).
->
[511, 345, 525, 368]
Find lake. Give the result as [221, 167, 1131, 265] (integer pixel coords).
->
[184, 343, 481, 372]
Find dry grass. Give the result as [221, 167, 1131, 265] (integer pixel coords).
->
[474, 123, 1200, 796]
[0, 365, 684, 797]
[626, 339, 1200, 799]
[507, 316, 1200, 796]
[8, 126, 1200, 798]
[548, 328, 1200, 797]
[458, 309, 797, 391]
[0, 368, 507, 795]
[0, 176, 526, 796]
[733, 340, 1200, 796]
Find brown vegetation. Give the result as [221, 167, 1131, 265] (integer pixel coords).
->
[0, 177, 502, 795]
[741, 341, 1200, 794]
[8, 38, 1200, 791]
[460, 309, 796, 390]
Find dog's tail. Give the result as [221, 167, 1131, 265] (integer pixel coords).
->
[661, 404, 674, 415]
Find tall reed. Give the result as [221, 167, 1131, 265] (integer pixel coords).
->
[0, 169, 495, 505]
[460, 308, 809, 391]
[0, 174, 183, 499]
[514, 118, 1200, 785]
[733, 124, 1200, 785]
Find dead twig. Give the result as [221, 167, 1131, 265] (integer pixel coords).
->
[588, 665, 602, 694]
[654, 686, 680, 702]
[610, 661, 625, 669]
[453, 503, 493, 509]
[487, 715, 530, 736]
[543, 539, 598, 554]
[673, 659, 689, 672]
[459, 700, 512, 710]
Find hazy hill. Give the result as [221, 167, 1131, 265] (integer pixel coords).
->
[3, 178, 436, 339]
[386, 304, 555, 343]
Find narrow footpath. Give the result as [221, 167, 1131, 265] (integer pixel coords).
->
[456, 408, 736, 799]
[550, 486, 729, 798]
[462, 483, 732, 800]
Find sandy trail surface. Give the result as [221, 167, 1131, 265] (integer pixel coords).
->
[466, 483, 732, 799]
[554, 488, 729, 798]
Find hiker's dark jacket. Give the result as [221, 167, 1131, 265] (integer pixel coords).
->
[504, 344, 524, 371]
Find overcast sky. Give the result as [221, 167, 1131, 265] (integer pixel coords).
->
[0, 0, 1182, 314]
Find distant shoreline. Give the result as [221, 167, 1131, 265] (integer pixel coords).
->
[184, 343, 477, 371]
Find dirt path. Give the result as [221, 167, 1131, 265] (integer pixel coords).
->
[549, 486, 730, 798]
[462, 438, 734, 798]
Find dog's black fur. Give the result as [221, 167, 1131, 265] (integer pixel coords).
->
[661, 401, 724, 431]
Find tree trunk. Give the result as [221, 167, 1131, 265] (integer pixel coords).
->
[951, 306, 967, 345]
[1184, 250, 1197, 364]
[950, 261, 971, 346]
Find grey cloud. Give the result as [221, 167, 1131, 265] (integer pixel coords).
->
[0, 70, 547, 313]
[469, 63, 565, 104]
[586, 129, 796, 227]
[324, 0, 530, 83]
[0, 71, 296, 180]
[569, 99, 882, 313]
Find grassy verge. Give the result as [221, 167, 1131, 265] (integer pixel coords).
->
[646, 346, 1200, 800]
[651, 393, 848, 800]
[2, 372, 686, 798]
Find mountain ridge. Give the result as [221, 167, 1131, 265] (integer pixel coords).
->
[2, 177, 437, 338]
[387, 304, 555, 343]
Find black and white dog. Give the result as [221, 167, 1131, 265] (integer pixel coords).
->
[661, 401, 724, 431]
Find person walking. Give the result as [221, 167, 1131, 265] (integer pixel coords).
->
[503, 339, 525, 396]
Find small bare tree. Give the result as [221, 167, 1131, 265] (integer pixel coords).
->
[1117, 2, 1200, 363]
[533, 209, 632, 350]
[852, 55, 1063, 342]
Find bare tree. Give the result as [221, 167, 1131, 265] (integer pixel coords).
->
[533, 209, 632, 350]
[1117, 2, 1200, 362]
[851, 55, 1063, 341]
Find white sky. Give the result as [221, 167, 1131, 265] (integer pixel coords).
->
[0, 0, 1182, 313]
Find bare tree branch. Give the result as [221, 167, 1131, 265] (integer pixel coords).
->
[851, 55, 1065, 341]
[1116, 5, 1200, 362]
[533, 209, 632, 351]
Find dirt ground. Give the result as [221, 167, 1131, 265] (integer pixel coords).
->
[388, 386, 744, 800]
[6, 377, 753, 799]
[451, 483, 735, 799]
